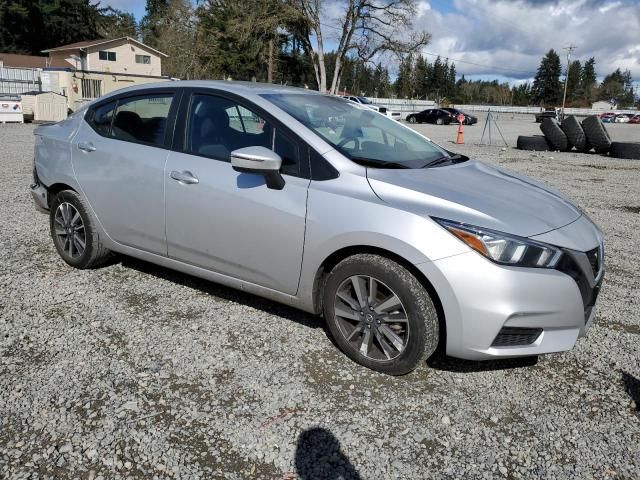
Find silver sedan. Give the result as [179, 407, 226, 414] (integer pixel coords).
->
[30, 81, 604, 375]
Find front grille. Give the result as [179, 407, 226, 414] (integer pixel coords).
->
[491, 327, 542, 347]
[586, 247, 600, 278]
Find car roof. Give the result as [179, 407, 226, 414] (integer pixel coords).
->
[98, 80, 321, 101]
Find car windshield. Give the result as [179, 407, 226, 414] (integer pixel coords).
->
[261, 93, 453, 168]
[357, 96, 372, 104]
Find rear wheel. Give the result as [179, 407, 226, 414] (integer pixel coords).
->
[436, 118, 443, 125]
[323, 254, 439, 375]
[50, 190, 112, 269]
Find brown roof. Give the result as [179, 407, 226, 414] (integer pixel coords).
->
[42, 37, 168, 57]
[0, 53, 71, 69]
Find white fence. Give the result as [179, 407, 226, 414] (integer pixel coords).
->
[0, 66, 41, 95]
[451, 104, 639, 117]
[363, 98, 638, 117]
[368, 98, 435, 116]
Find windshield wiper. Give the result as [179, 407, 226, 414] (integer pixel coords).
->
[350, 157, 411, 169]
[423, 153, 467, 168]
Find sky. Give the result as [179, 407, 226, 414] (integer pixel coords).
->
[99, 0, 640, 86]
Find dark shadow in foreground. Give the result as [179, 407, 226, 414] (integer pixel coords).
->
[295, 427, 362, 480]
[119, 256, 322, 330]
[427, 353, 538, 373]
[622, 371, 640, 414]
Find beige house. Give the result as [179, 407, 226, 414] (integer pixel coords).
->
[38, 37, 170, 111]
[42, 37, 166, 77]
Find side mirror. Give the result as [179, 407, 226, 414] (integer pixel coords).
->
[231, 146, 285, 190]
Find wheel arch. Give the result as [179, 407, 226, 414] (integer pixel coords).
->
[312, 245, 446, 350]
[46, 183, 78, 207]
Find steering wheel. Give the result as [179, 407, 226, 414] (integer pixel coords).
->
[337, 136, 360, 150]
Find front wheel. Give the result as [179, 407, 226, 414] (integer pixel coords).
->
[50, 190, 112, 269]
[408, 116, 417, 124]
[436, 118, 444, 125]
[323, 254, 439, 375]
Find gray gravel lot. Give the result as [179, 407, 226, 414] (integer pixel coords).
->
[1, 116, 639, 479]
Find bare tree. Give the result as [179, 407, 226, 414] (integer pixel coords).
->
[292, 0, 431, 94]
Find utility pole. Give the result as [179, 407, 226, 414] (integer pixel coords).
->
[561, 45, 577, 120]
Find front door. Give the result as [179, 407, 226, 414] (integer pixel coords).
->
[164, 92, 309, 295]
[72, 92, 176, 255]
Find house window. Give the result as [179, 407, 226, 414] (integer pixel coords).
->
[135, 55, 151, 64]
[81, 79, 102, 99]
[98, 51, 116, 62]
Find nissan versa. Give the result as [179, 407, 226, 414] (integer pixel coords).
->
[30, 81, 604, 375]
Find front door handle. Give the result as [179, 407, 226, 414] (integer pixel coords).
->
[77, 141, 96, 152]
[170, 170, 199, 185]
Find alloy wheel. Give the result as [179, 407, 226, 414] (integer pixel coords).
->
[54, 202, 86, 259]
[333, 275, 409, 361]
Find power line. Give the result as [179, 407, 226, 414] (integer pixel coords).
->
[316, 22, 537, 76]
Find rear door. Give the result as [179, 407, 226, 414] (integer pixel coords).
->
[72, 90, 178, 254]
[164, 90, 310, 295]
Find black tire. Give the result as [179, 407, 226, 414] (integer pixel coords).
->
[407, 116, 416, 124]
[436, 118, 444, 125]
[516, 135, 551, 151]
[49, 190, 112, 269]
[322, 254, 439, 375]
[582, 116, 612, 154]
[561, 115, 590, 152]
[540, 118, 569, 151]
[609, 142, 640, 160]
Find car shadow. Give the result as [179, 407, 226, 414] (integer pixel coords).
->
[118, 256, 323, 330]
[295, 427, 362, 480]
[427, 353, 538, 373]
[622, 371, 640, 414]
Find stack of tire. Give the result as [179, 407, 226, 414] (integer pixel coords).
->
[517, 115, 640, 159]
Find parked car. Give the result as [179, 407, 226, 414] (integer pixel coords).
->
[441, 107, 478, 125]
[31, 81, 604, 375]
[614, 114, 630, 123]
[535, 108, 558, 123]
[629, 114, 640, 124]
[342, 95, 401, 120]
[405, 108, 452, 125]
[601, 114, 617, 123]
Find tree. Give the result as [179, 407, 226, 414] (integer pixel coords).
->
[413, 55, 428, 99]
[531, 49, 562, 106]
[98, 7, 137, 39]
[394, 54, 413, 98]
[565, 59, 582, 103]
[140, 0, 170, 47]
[292, 0, 431, 93]
[580, 57, 597, 103]
[0, 0, 102, 54]
[599, 68, 635, 107]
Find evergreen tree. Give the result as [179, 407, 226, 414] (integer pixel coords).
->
[580, 58, 597, 103]
[98, 7, 137, 39]
[599, 68, 635, 107]
[413, 55, 428, 99]
[394, 54, 414, 98]
[0, 0, 102, 54]
[565, 59, 582, 103]
[531, 49, 562, 105]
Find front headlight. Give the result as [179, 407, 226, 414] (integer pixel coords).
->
[433, 218, 562, 268]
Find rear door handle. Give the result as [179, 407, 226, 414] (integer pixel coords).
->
[77, 141, 96, 152]
[170, 170, 199, 185]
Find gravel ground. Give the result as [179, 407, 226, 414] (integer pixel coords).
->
[1, 117, 639, 480]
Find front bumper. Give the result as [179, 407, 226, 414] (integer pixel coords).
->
[417, 235, 603, 361]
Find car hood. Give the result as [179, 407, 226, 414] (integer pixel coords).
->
[366, 160, 582, 237]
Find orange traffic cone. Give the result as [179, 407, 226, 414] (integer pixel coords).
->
[456, 123, 464, 144]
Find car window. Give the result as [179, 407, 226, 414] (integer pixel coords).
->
[262, 93, 449, 168]
[274, 130, 299, 176]
[111, 94, 173, 146]
[186, 94, 271, 162]
[91, 101, 116, 136]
